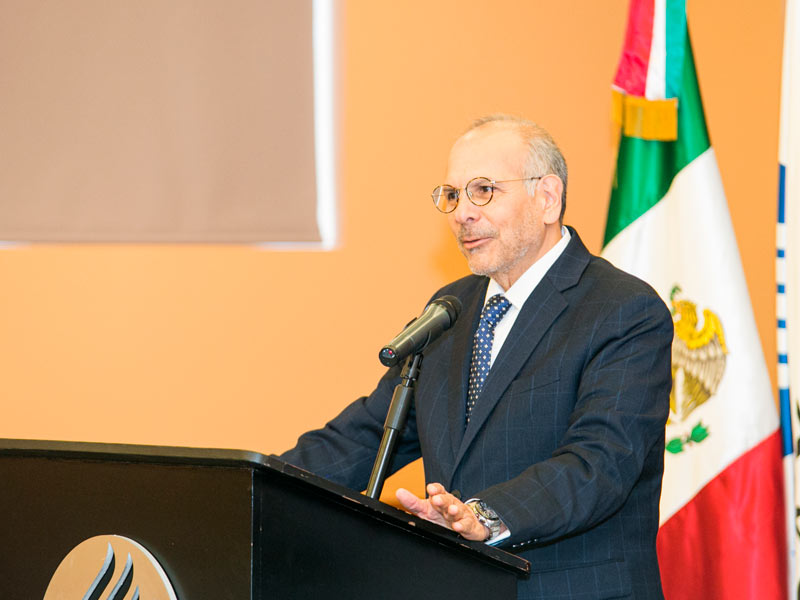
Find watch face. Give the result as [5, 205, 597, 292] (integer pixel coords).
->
[475, 501, 499, 522]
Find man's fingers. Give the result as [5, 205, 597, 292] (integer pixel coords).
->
[452, 516, 487, 540]
[426, 482, 446, 496]
[395, 487, 423, 513]
[397, 483, 487, 541]
[452, 517, 470, 532]
[425, 485, 489, 541]
[396, 488, 451, 528]
[428, 489, 466, 522]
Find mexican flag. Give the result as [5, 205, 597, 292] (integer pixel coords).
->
[779, 0, 800, 597]
[601, 1, 787, 597]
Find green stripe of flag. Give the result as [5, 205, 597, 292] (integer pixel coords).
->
[604, 36, 710, 247]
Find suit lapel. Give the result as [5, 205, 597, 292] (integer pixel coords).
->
[445, 278, 488, 458]
[454, 278, 566, 464]
[452, 228, 592, 468]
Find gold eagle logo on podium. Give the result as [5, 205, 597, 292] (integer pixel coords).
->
[665, 285, 728, 454]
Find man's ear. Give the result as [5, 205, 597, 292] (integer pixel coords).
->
[538, 175, 563, 225]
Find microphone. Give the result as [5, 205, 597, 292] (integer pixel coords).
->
[379, 295, 462, 367]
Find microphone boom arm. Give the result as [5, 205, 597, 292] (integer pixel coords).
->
[365, 352, 423, 500]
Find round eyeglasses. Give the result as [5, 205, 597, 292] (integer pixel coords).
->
[431, 176, 542, 213]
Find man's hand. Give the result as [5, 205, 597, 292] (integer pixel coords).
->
[395, 483, 489, 541]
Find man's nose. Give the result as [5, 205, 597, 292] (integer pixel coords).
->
[451, 194, 481, 223]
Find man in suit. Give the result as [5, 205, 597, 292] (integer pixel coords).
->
[281, 115, 673, 599]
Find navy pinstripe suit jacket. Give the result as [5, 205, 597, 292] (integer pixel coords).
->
[281, 228, 673, 600]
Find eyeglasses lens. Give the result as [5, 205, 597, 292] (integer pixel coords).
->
[432, 186, 459, 213]
[465, 178, 494, 206]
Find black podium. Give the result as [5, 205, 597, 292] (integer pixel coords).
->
[0, 439, 528, 599]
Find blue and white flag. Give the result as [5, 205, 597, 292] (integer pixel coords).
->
[779, 1, 800, 598]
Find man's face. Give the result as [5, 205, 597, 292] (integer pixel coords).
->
[444, 125, 553, 290]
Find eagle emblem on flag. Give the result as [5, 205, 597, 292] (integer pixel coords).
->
[665, 286, 728, 454]
[669, 285, 728, 422]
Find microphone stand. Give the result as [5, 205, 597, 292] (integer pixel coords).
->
[365, 353, 423, 500]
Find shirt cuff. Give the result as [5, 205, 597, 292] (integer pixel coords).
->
[487, 527, 510, 546]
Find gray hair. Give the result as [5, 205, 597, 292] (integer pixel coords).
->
[468, 114, 568, 220]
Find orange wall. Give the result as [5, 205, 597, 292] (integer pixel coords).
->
[0, 0, 786, 498]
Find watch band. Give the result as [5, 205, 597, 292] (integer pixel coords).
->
[466, 499, 503, 540]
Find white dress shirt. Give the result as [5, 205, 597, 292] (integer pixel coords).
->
[484, 226, 571, 367]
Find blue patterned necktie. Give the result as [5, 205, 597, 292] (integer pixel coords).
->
[466, 294, 511, 425]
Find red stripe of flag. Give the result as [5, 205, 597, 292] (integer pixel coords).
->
[657, 430, 787, 599]
[613, 0, 656, 96]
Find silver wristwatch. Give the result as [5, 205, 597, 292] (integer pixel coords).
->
[466, 499, 503, 540]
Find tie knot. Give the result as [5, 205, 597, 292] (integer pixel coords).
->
[481, 294, 511, 329]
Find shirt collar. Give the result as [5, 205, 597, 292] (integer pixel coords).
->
[485, 226, 571, 309]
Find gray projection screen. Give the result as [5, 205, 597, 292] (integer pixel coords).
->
[0, 1, 325, 243]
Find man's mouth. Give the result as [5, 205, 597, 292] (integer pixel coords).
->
[459, 231, 493, 251]
[461, 237, 490, 250]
